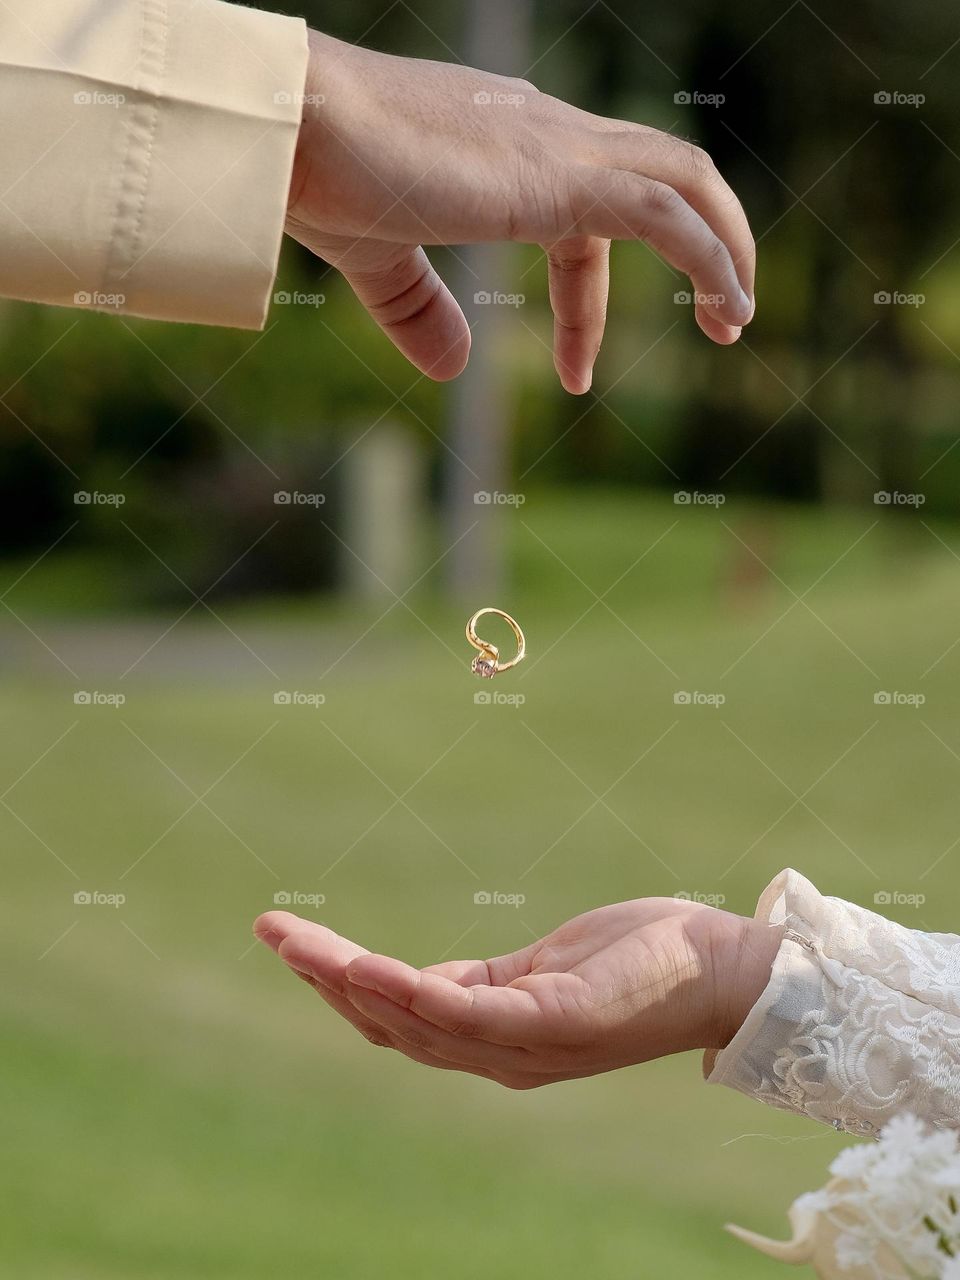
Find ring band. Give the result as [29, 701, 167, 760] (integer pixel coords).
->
[466, 607, 526, 678]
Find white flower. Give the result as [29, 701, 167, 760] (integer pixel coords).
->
[728, 1114, 960, 1278]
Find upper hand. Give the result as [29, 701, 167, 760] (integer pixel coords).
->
[285, 31, 756, 393]
[254, 897, 774, 1089]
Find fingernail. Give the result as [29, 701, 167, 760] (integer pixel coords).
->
[739, 288, 755, 322]
[729, 326, 742, 341]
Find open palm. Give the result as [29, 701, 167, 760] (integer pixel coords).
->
[254, 896, 758, 1089]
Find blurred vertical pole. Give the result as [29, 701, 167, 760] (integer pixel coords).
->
[444, 0, 534, 599]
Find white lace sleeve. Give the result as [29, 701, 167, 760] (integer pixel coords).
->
[706, 869, 960, 1136]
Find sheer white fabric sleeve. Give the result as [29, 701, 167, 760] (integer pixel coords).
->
[706, 869, 960, 1136]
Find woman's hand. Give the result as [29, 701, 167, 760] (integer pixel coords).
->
[286, 31, 756, 393]
[254, 897, 779, 1089]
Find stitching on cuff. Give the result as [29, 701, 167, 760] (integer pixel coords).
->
[102, 0, 170, 298]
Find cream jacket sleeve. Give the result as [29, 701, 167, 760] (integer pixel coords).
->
[0, 0, 309, 328]
[706, 869, 960, 1137]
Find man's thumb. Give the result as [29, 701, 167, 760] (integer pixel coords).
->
[341, 245, 471, 381]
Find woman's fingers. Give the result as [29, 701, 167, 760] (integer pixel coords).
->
[419, 958, 496, 984]
[421, 940, 541, 988]
[275, 924, 369, 989]
[542, 234, 611, 394]
[289, 965, 516, 1082]
[343, 979, 550, 1072]
[290, 968, 393, 1045]
[344, 952, 551, 1047]
[253, 910, 340, 955]
[257, 921, 559, 1084]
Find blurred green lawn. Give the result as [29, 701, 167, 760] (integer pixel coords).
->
[4, 488, 960, 1278]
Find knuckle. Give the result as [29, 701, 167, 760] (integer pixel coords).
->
[683, 143, 716, 181]
[361, 1027, 393, 1050]
[448, 1019, 482, 1039]
[399, 1028, 434, 1052]
[547, 238, 610, 274]
[704, 234, 732, 272]
[641, 179, 682, 220]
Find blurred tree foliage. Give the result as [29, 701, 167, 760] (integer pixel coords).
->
[1, 0, 959, 604]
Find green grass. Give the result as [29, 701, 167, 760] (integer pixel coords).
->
[3, 488, 960, 1277]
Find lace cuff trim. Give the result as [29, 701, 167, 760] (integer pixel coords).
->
[706, 869, 960, 1135]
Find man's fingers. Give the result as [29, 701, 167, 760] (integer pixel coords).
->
[344, 953, 549, 1046]
[340, 245, 471, 381]
[696, 309, 741, 345]
[571, 167, 752, 331]
[599, 131, 756, 302]
[542, 234, 610, 394]
[607, 133, 754, 344]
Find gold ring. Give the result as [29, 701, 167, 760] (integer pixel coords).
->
[466, 607, 526, 678]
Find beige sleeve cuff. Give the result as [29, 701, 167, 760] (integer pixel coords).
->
[0, 0, 309, 329]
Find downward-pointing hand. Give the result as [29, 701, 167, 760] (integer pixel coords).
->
[286, 31, 756, 393]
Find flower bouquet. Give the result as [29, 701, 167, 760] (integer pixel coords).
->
[729, 1115, 960, 1279]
